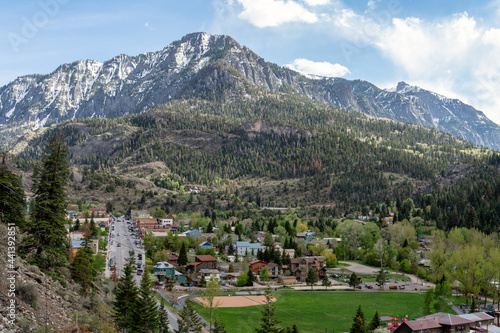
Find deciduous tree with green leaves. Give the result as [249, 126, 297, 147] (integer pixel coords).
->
[201, 276, 221, 333]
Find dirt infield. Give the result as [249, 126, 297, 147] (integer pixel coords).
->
[195, 295, 276, 308]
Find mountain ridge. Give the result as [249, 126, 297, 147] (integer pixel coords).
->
[1, 31, 499, 150]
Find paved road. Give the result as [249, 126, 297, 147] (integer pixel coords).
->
[105, 217, 180, 331]
[107, 217, 145, 286]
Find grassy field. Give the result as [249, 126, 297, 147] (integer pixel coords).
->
[194, 291, 438, 333]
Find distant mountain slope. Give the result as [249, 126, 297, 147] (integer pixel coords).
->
[1, 32, 499, 150]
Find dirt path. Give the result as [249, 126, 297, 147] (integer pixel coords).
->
[194, 295, 275, 308]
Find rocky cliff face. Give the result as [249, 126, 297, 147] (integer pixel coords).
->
[1, 32, 499, 150]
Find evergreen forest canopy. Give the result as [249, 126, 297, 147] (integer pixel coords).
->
[8, 92, 500, 234]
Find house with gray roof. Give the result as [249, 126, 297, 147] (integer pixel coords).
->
[153, 261, 186, 284]
[235, 241, 261, 256]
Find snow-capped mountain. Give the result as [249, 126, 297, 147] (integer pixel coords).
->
[1, 32, 499, 150]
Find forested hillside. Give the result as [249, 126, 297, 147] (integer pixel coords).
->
[11, 92, 500, 233]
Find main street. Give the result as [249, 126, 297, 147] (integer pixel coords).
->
[105, 217, 179, 331]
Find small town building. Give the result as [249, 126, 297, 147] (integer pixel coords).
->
[185, 255, 217, 273]
[153, 261, 186, 284]
[289, 256, 326, 282]
[235, 241, 261, 256]
[200, 269, 220, 281]
[394, 312, 476, 333]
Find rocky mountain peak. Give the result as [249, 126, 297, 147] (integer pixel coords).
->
[1, 32, 500, 151]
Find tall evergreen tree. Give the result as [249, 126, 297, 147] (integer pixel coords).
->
[255, 286, 284, 333]
[368, 311, 381, 332]
[349, 272, 360, 290]
[0, 152, 26, 230]
[212, 315, 227, 333]
[71, 223, 95, 294]
[285, 325, 300, 333]
[178, 242, 188, 266]
[305, 268, 318, 290]
[158, 302, 171, 333]
[350, 305, 366, 333]
[21, 132, 70, 269]
[322, 275, 332, 290]
[133, 269, 159, 333]
[247, 269, 255, 286]
[112, 262, 139, 332]
[175, 300, 203, 333]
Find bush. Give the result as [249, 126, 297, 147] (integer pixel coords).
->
[59, 266, 72, 280]
[18, 283, 39, 309]
[27, 265, 41, 275]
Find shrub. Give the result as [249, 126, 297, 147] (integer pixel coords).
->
[18, 282, 39, 309]
[27, 265, 41, 275]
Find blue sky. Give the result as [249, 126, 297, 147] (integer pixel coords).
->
[1, 0, 500, 124]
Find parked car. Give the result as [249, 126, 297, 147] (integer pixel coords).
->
[137, 269, 143, 276]
[117, 243, 121, 247]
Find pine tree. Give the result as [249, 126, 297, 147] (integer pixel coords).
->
[305, 268, 318, 290]
[322, 275, 332, 290]
[90, 211, 97, 237]
[255, 287, 284, 333]
[247, 269, 255, 286]
[112, 262, 138, 332]
[368, 311, 381, 332]
[0, 152, 27, 230]
[285, 325, 301, 333]
[178, 242, 188, 266]
[133, 269, 159, 332]
[212, 315, 227, 333]
[349, 272, 360, 290]
[158, 302, 171, 333]
[175, 300, 203, 333]
[21, 132, 70, 269]
[350, 305, 366, 333]
[73, 218, 80, 231]
[376, 270, 387, 290]
[70, 246, 94, 295]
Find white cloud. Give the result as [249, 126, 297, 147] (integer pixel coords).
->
[372, 12, 500, 124]
[236, 0, 318, 28]
[285, 58, 350, 77]
[367, 0, 379, 10]
[303, 0, 330, 6]
[324, 8, 500, 124]
[144, 22, 155, 31]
